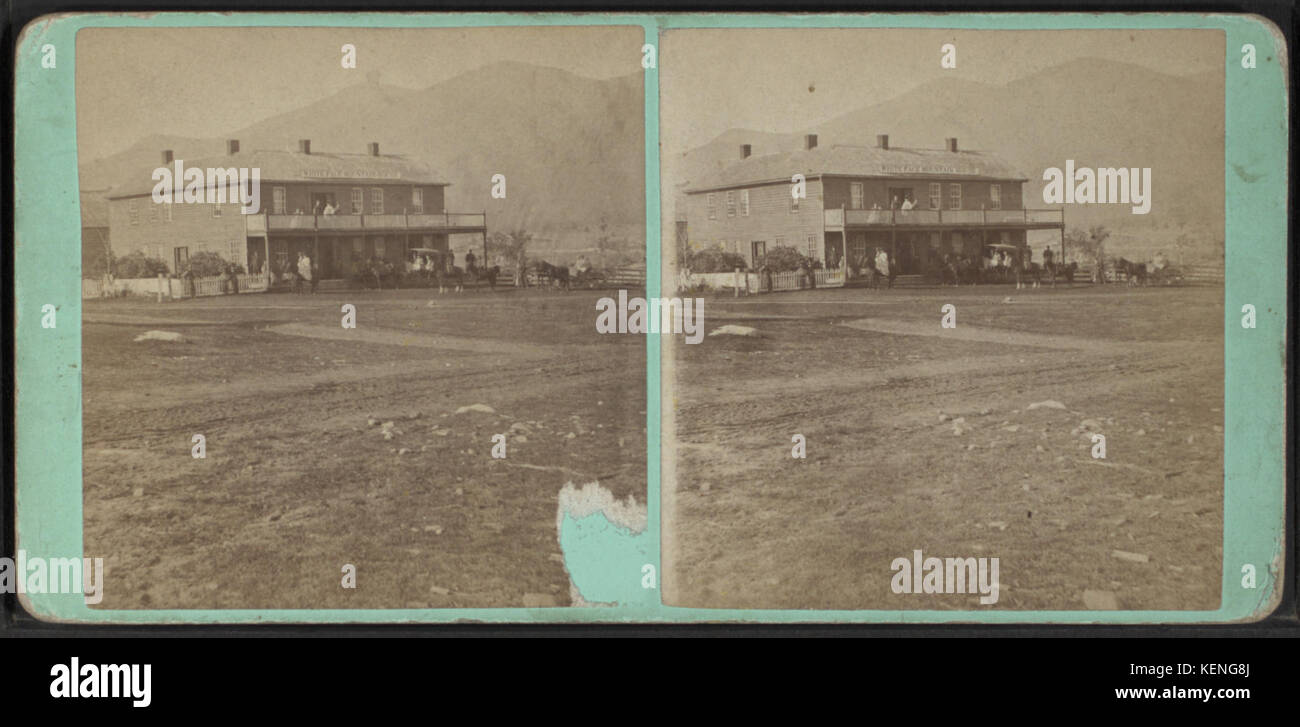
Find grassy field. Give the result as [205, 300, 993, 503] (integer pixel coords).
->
[665, 283, 1225, 612]
[81, 287, 645, 610]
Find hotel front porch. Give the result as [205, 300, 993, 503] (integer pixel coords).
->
[822, 206, 1065, 277]
[243, 211, 487, 280]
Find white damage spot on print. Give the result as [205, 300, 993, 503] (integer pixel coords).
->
[555, 481, 647, 607]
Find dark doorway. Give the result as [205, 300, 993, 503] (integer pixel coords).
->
[310, 192, 337, 215]
[888, 187, 915, 209]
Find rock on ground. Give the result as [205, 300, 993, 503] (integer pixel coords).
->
[134, 330, 185, 342]
[1083, 589, 1121, 610]
[708, 325, 760, 337]
[455, 403, 496, 415]
[1027, 400, 1067, 410]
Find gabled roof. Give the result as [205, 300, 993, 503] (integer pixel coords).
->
[687, 144, 1028, 193]
[107, 149, 448, 199]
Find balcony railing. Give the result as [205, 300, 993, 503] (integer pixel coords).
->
[259, 211, 487, 233]
[828, 207, 1063, 228]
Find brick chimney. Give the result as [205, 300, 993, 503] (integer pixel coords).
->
[739, 144, 752, 159]
[298, 139, 311, 155]
[876, 134, 889, 150]
[368, 142, 380, 157]
[945, 137, 958, 152]
[161, 150, 174, 164]
[804, 134, 818, 151]
[226, 139, 240, 155]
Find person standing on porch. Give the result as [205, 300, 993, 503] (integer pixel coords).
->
[297, 251, 313, 294]
[874, 247, 891, 288]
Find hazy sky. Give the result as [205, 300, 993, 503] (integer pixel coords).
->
[661, 28, 1223, 157]
[76, 25, 642, 160]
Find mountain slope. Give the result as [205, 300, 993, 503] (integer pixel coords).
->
[676, 58, 1224, 253]
[80, 62, 646, 243]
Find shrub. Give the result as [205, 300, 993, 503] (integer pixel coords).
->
[759, 245, 812, 273]
[685, 248, 747, 273]
[113, 251, 170, 278]
[186, 251, 243, 276]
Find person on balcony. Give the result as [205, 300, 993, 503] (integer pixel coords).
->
[323, 201, 337, 215]
[867, 203, 883, 224]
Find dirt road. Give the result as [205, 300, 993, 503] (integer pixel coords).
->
[665, 284, 1224, 611]
[81, 288, 645, 610]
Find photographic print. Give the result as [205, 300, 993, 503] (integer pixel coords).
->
[661, 28, 1230, 611]
[73, 24, 648, 610]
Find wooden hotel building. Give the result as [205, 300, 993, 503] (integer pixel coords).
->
[682, 134, 1063, 277]
[106, 140, 487, 280]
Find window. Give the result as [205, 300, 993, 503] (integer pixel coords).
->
[412, 188, 424, 214]
[790, 193, 800, 213]
[128, 200, 139, 225]
[948, 183, 962, 210]
[174, 247, 189, 272]
[726, 191, 736, 218]
[740, 190, 750, 216]
[929, 183, 942, 210]
[212, 202, 223, 218]
[369, 188, 384, 215]
[850, 182, 864, 210]
[989, 184, 1001, 210]
[374, 236, 386, 258]
[148, 203, 158, 223]
[751, 240, 766, 262]
[351, 188, 364, 214]
[807, 234, 817, 258]
[707, 193, 717, 220]
[273, 187, 286, 215]
[775, 235, 785, 248]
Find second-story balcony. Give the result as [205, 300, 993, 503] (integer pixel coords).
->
[824, 207, 1063, 230]
[247, 211, 487, 235]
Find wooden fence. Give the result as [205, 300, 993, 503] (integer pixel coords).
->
[526, 265, 646, 289]
[1076, 263, 1224, 285]
[83, 274, 269, 299]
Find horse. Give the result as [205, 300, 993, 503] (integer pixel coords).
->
[956, 255, 981, 286]
[435, 264, 464, 294]
[477, 265, 501, 290]
[1116, 257, 1148, 286]
[1049, 261, 1078, 284]
[1017, 263, 1042, 290]
[534, 261, 571, 292]
[938, 256, 959, 287]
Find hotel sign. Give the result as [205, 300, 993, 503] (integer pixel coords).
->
[300, 167, 404, 180]
[878, 164, 972, 175]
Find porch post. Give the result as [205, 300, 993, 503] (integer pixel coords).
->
[482, 211, 488, 266]
[890, 225, 897, 269]
[263, 210, 271, 286]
